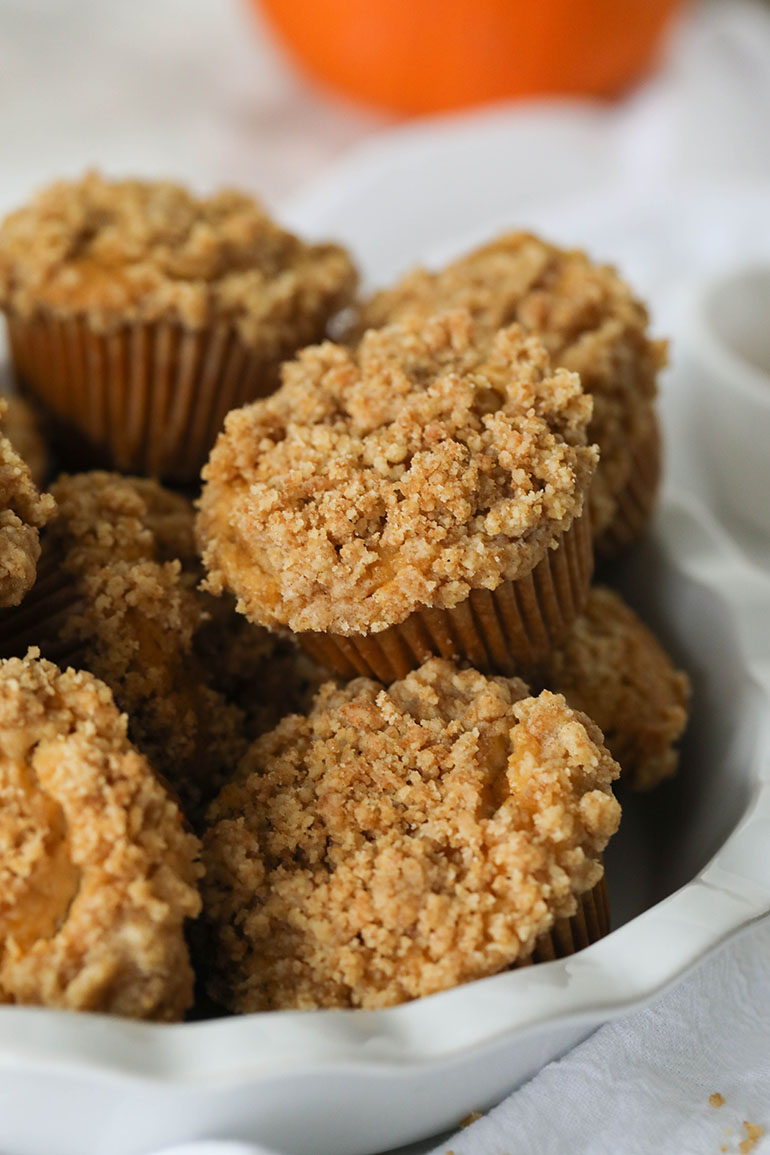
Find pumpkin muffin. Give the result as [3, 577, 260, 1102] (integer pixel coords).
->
[353, 233, 665, 559]
[0, 398, 55, 609]
[202, 658, 620, 1011]
[194, 597, 330, 740]
[0, 472, 246, 814]
[539, 586, 690, 790]
[0, 650, 201, 1020]
[2, 395, 49, 488]
[0, 171, 358, 482]
[198, 309, 598, 682]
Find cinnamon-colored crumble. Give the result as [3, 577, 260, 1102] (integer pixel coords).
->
[0, 650, 201, 1020]
[202, 658, 620, 1011]
[2, 472, 246, 813]
[198, 309, 597, 636]
[2, 396, 48, 488]
[353, 233, 665, 537]
[0, 172, 357, 351]
[539, 587, 690, 790]
[710, 1093, 726, 1109]
[0, 399, 55, 608]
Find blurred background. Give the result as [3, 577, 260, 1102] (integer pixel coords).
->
[2, 0, 769, 219]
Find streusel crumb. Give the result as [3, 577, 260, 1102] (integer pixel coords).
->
[539, 587, 690, 790]
[0, 399, 55, 608]
[0, 650, 201, 1020]
[353, 233, 665, 536]
[198, 309, 597, 636]
[0, 172, 357, 351]
[202, 658, 620, 1011]
[7, 473, 247, 814]
[2, 396, 48, 488]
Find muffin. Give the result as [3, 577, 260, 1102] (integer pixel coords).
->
[194, 595, 330, 740]
[352, 233, 665, 559]
[0, 650, 201, 1020]
[0, 472, 246, 815]
[201, 658, 620, 1011]
[198, 309, 598, 682]
[539, 586, 690, 790]
[0, 398, 55, 609]
[2, 395, 49, 488]
[0, 172, 358, 482]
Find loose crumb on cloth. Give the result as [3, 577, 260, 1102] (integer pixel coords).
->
[740, 1121, 765, 1154]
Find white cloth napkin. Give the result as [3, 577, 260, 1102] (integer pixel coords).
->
[428, 921, 770, 1155]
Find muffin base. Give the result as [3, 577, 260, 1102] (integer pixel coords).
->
[0, 542, 85, 663]
[595, 415, 661, 563]
[299, 512, 594, 682]
[5, 310, 285, 484]
[516, 875, 610, 968]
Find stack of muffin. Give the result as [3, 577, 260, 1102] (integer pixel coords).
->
[0, 173, 689, 1020]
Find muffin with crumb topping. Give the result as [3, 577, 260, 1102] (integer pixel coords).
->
[0, 650, 201, 1020]
[201, 658, 620, 1011]
[2, 396, 48, 488]
[0, 398, 55, 609]
[0, 471, 246, 815]
[0, 171, 357, 482]
[539, 586, 690, 791]
[197, 309, 598, 682]
[352, 233, 665, 559]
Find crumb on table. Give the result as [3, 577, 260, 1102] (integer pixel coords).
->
[740, 1122, 764, 1154]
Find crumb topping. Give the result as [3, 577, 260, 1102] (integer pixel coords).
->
[354, 233, 666, 535]
[198, 310, 597, 635]
[539, 587, 690, 791]
[0, 650, 201, 1020]
[202, 658, 620, 1011]
[0, 399, 55, 608]
[2, 396, 48, 489]
[0, 172, 358, 350]
[29, 473, 246, 814]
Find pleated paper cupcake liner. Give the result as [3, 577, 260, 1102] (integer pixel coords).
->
[515, 873, 611, 969]
[0, 541, 85, 665]
[6, 310, 283, 484]
[299, 511, 594, 683]
[595, 414, 662, 562]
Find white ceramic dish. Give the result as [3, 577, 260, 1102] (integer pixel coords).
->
[685, 264, 770, 540]
[1, 492, 769, 1155]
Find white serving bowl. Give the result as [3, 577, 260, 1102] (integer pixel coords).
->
[1, 494, 769, 1155]
[686, 264, 770, 539]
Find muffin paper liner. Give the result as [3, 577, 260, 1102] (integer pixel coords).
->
[299, 511, 594, 682]
[516, 874, 611, 967]
[0, 542, 85, 664]
[5, 311, 282, 483]
[595, 414, 662, 562]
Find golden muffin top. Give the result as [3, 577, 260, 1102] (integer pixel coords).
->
[202, 657, 620, 1010]
[0, 172, 357, 350]
[353, 232, 665, 536]
[197, 309, 597, 636]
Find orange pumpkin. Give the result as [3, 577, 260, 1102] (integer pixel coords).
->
[254, 0, 687, 116]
